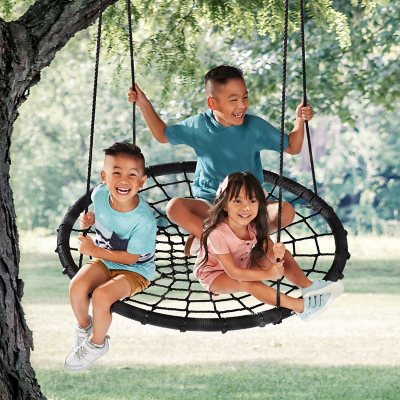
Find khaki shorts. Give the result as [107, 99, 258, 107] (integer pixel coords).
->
[87, 258, 150, 296]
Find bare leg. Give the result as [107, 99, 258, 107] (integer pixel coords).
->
[90, 276, 131, 345]
[69, 262, 109, 329]
[166, 197, 210, 238]
[266, 200, 295, 233]
[210, 273, 304, 313]
[264, 238, 312, 289]
[266, 201, 312, 289]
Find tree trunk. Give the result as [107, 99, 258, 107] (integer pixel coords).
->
[0, 1, 117, 398]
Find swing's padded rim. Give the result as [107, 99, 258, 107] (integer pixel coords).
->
[56, 161, 348, 332]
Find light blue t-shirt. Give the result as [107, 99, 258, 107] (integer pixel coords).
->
[165, 110, 289, 201]
[91, 184, 157, 280]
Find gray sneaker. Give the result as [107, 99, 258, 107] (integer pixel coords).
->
[64, 336, 109, 371]
[302, 280, 344, 298]
[72, 316, 93, 350]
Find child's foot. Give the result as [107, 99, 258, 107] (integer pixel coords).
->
[297, 292, 333, 322]
[72, 316, 93, 350]
[302, 280, 343, 298]
[184, 235, 200, 257]
[64, 336, 109, 371]
[297, 282, 344, 321]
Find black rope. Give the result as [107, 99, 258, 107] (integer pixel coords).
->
[276, 0, 290, 310]
[79, 1, 103, 269]
[126, 0, 136, 145]
[299, 0, 318, 195]
[86, 2, 102, 195]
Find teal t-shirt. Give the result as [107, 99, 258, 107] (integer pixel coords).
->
[165, 110, 289, 201]
[91, 184, 157, 280]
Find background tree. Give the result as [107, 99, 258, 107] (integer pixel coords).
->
[0, 2, 119, 398]
[9, 0, 400, 234]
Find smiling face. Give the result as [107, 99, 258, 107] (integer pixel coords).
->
[207, 78, 249, 127]
[225, 185, 259, 232]
[101, 154, 147, 211]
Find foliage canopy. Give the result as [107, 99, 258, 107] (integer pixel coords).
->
[2, 0, 399, 235]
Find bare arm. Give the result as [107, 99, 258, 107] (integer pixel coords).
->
[128, 83, 168, 143]
[215, 253, 284, 281]
[78, 234, 141, 265]
[285, 102, 313, 155]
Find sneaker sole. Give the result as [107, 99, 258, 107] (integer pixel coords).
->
[328, 281, 344, 299]
[64, 360, 93, 372]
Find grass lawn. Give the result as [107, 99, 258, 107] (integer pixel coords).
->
[36, 364, 400, 400]
[19, 232, 400, 400]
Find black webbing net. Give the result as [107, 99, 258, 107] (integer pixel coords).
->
[57, 161, 349, 333]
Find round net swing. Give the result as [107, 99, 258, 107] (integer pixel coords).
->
[56, 0, 349, 333]
[57, 161, 349, 333]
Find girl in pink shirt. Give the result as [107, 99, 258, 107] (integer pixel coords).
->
[193, 172, 344, 321]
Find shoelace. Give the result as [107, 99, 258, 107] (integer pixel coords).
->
[75, 345, 89, 360]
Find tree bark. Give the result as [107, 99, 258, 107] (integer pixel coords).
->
[0, 1, 117, 398]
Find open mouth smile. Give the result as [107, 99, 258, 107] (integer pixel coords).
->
[116, 187, 131, 195]
[233, 112, 244, 118]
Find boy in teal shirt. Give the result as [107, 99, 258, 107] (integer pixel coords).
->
[128, 65, 337, 298]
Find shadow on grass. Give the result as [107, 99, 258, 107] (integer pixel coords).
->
[37, 363, 400, 400]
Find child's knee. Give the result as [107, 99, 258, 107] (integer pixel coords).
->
[69, 276, 87, 297]
[282, 202, 295, 226]
[91, 287, 113, 308]
[166, 197, 184, 219]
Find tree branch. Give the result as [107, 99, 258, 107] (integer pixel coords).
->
[0, 0, 119, 168]
[18, 0, 119, 72]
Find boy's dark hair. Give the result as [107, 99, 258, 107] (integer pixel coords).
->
[103, 142, 145, 172]
[204, 65, 244, 86]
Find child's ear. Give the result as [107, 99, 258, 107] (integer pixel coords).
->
[100, 170, 106, 183]
[140, 174, 147, 188]
[207, 96, 217, 110]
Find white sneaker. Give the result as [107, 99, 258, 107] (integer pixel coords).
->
[72, 316, 93, 350]
[297, 292, 333, 322]
[302, 280, 344, 298]
[297, 281, 344, 322]
[64, 336, 109, 371]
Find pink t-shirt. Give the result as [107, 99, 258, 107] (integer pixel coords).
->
[193, 222, 257, 291]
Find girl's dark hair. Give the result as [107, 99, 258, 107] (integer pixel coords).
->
[103, 141, 145, 172]
[199, 172, 269, 267]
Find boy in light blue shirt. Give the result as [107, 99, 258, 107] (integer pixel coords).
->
[64, 142, 156, 371]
